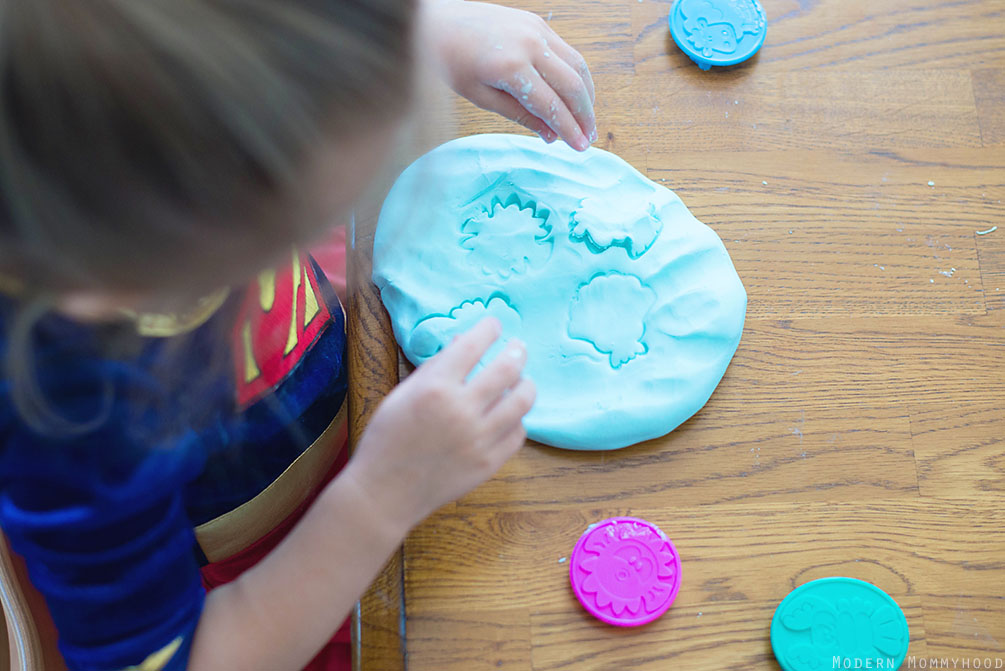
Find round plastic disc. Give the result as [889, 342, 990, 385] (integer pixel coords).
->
[569, 517, 681, 627]
[770, 577, 910, 671]
[669, 0, 767, 70]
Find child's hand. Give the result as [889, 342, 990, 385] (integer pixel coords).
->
[347, 317, 535, 532]
[421, 0, 597, 151]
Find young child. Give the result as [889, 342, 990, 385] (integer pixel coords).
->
[0, 1, 596, 670]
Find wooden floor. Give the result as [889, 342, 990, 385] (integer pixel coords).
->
[350, 0, 1005, 669]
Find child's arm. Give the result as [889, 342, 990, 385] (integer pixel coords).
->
[188, 318, 533, 670]
[419, 0, 597, 151]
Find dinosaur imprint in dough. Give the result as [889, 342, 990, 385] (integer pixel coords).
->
[409, 295, 521, 362]
[568, 273, 656, 368]
[461, 195, 552, 278]
[570, 198, 662, 259]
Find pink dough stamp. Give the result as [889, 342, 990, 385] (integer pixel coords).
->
[569, 517, 682, 626]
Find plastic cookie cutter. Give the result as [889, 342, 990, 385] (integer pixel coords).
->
[569, 517, 682, 627]
[770, 577, 910, 671]
[669, 0, 767, 70]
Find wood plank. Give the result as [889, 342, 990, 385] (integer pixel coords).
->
[528, 598, 927, 671]
[453, 70, 985, 152]
[919, 596, 1005, 659]
[611, 71, 981, 151]
[406, 500, 1004, 668]
[408, 609, 532, 671]
[973, 68, 1005, 147]
[452, 405, 919, 511]
[406, 501, 1004, 610]
[716, 314, 1005, 409]
[519, 0, 633, 74]
[648, 151, 998, 319]
[911, 401, 1005, 498]
[347, 213, 405, 671]
[633, 0, 1005, 74]
[977, 224, 1005, 310]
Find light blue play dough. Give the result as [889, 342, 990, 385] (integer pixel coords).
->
[372, 134, 746, 450]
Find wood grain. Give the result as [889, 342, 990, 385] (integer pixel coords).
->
[351, 0, 1005, 668]
[632, 0, 1005, 73]
[347, 210, 405, 671]
[978, 219, 1005, 310]
[973, 68, 1005, 147]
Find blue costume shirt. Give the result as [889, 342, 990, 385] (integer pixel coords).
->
[0, 254, 347, 670]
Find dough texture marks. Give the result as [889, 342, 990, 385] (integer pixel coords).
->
[373, 134, 746, 450]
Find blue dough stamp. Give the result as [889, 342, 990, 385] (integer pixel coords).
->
[771, 577, 910, 671]
[669, 0, 767, 70]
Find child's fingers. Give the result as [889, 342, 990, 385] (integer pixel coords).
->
[543, 33, 596, 106]
[534, 54, 596, 144]
[466, 85, 558, 142]
[485, 377, 536, 440]
[427, 317, 501, 380]
[467, 339, 527, 409]
[501, 423, 528, 456]
[501, 69, 587, 151]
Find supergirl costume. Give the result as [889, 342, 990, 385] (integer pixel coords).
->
[0, 251, 351, 670]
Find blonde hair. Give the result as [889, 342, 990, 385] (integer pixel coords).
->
[0, 0, 416, 434]
[0, 0, 416, 297]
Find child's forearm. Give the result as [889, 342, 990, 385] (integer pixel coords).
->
[186, 465, 410, 671]
[181, 316, 531, 669]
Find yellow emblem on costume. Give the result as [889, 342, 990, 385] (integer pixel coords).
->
[124, 288, 230, 337]
[120, 636, 183, 671]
